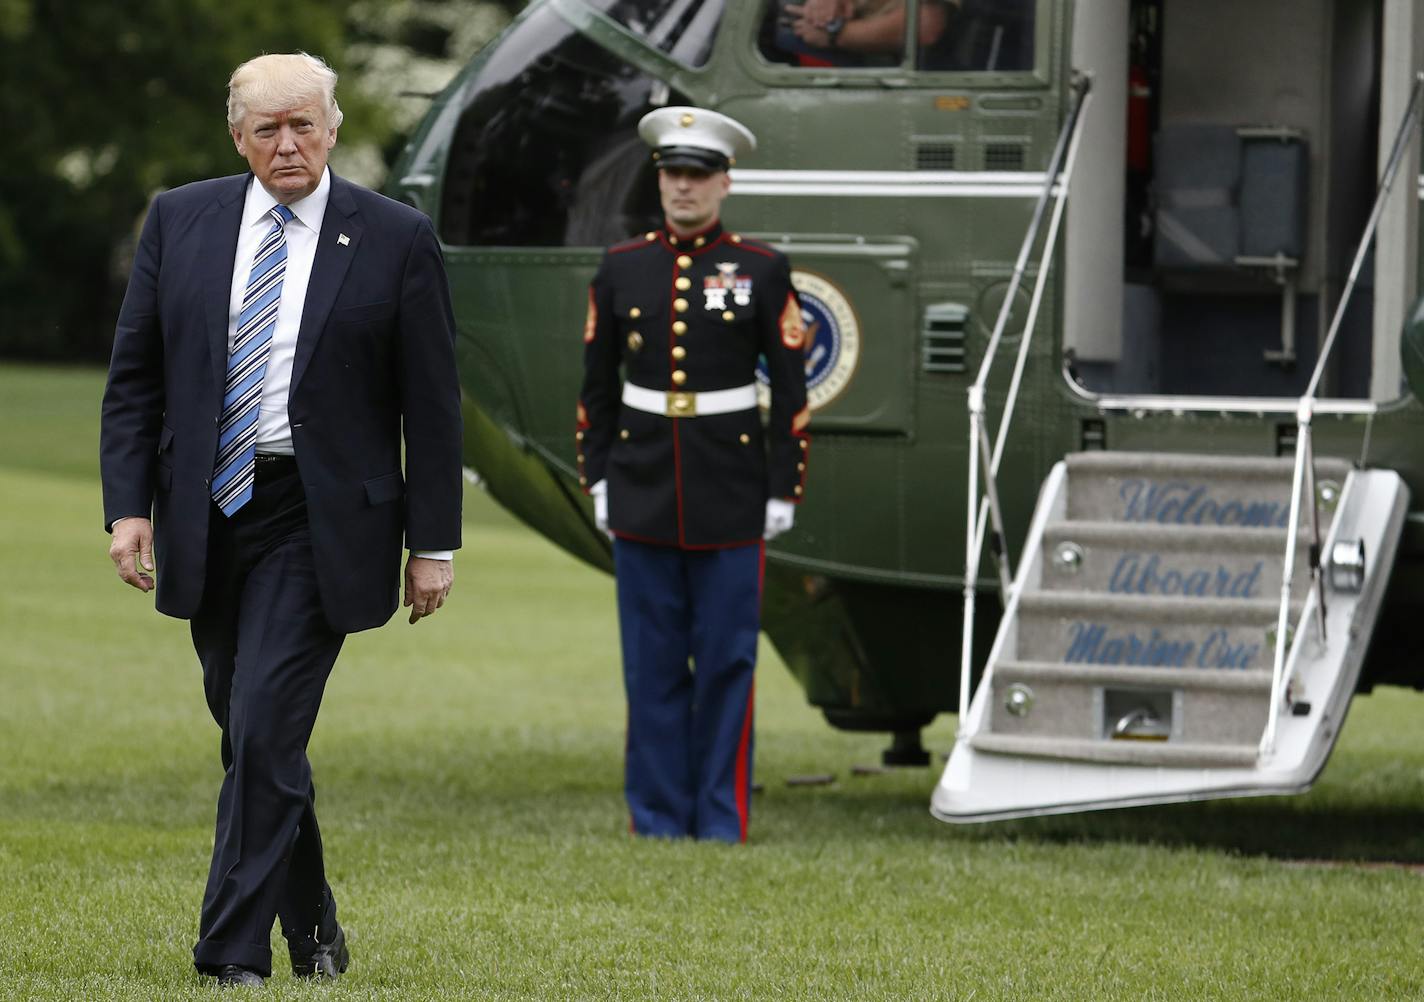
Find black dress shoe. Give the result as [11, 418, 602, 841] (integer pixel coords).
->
[214, 965, 265, 987]
[289, 922, 349, 979]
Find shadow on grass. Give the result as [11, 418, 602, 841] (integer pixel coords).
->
[12, 727, 1424, 869]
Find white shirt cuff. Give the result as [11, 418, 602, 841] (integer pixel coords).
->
[411, 550, 454, 561]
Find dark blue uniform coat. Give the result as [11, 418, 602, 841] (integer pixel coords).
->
[577, 221, 810, 547]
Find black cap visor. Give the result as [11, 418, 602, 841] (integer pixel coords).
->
[655, 145, 730, 172]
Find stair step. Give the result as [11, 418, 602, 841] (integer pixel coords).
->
[984, 660, 1271, 746]
[1064, 452, 1352, 527]
[1015, 593, 1298, 670]
[1039, 520, 1312, 597]
[970, 732, 1259, 769]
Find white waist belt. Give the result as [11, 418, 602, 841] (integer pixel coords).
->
[622, 382, 757, 418]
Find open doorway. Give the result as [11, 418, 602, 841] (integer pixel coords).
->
[1068, 0, 1381, 400]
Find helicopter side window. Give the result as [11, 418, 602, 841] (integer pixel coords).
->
[439, 6, 681, 248]
[585, 0, 727, 68]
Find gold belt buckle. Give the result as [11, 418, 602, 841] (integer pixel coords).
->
[666, 391, 696, 417]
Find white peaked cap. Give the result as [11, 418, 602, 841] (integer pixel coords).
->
[637, 106, 757, 170]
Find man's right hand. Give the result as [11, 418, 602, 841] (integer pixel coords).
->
[109, 517, 156, 593]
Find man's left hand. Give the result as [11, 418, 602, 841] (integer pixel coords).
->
[404, 556, 453, 624]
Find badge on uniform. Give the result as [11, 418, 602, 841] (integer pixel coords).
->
[705, 263, 752, 311]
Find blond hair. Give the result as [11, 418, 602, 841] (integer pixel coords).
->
[226, 52, 344, 131]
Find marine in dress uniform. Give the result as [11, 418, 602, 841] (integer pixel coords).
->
[576, 108, 810, 842]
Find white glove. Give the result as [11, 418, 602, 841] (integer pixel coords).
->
[764, 498, 796, 541]
[589, 479, 610, 536]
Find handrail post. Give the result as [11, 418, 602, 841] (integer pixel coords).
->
[1262, 71, 1424, 758]
[957, 74, 1092, 737]
[958, 387, 986, 731]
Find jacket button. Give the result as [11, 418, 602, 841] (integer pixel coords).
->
[677, 255, 692, 268]
[671, 370, 688, 386]
[620, 429, 629, 440]
[739, 433, 750, 444]
[675, 277, 691, 291]
[671, 346, 686, 360]
[722, 311, 735, 322]
[629, 307, 642, 318]
[794, 485, 803, 496]
[673, 298, 689, 313]
[672, 321, 688, 336]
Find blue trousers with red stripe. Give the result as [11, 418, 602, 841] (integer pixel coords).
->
[613, 538, 762, 842]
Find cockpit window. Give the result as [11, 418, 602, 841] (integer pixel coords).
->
[756, 0, 1035, 73]
[585, 0, 727, 68]
[439, 6, 683, 248]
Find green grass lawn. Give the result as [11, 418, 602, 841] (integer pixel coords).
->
[2, 361, 1423, 1000]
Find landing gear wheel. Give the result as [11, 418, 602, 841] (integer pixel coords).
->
[881, 729, 931, 767]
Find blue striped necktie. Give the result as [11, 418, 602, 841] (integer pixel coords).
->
[212, 203, 295, 516]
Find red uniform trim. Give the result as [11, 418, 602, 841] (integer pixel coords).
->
[610, 234, 657, 255]
[734, 680, 756, 843]
[735, 238, 777, 259]
[611, 529, 765, 551]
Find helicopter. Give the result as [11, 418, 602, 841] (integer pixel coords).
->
[387, 0, 1424, 820]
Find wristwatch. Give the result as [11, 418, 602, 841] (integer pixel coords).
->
[824, 16, 844, 47]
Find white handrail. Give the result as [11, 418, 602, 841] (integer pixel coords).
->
[1261, 71, 1424, 756]
[959, 73, 1093, 732]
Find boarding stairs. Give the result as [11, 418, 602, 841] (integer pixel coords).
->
[931, 451, 1408, 822]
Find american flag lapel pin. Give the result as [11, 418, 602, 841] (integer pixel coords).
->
[337, 233, 350, 246]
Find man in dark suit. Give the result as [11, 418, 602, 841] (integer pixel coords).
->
[576, 108, 810, 843]
[100, 52, 462, 987]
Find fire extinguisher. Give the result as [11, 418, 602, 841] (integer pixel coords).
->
[1126, 40, 1151, 172]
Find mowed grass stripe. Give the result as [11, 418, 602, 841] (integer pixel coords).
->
[1, 364, 1422, 999]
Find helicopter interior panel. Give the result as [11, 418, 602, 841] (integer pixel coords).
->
[1068, 0, 1381, 401]
[756, 0, 1035, 73]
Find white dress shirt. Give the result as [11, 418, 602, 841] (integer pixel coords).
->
[229, 169, 328, 456]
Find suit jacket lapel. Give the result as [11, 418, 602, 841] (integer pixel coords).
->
[291, 173, 363, 393]
[204, 175, 249, 396]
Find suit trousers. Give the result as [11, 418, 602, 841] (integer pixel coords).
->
[613, 538, 763, 843]
[188, 458, 344, 976]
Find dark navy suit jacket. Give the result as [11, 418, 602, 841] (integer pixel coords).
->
[100, 172, 463, 634]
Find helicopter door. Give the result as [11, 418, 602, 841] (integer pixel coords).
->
[1065, 0, 1389, 401]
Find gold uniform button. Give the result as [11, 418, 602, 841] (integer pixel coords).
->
[739, 433, 750, 445]
[671, 345, 686, 360]
[669, 236, 678, 245]
[722, 310, 735, 322]
[797, 462, 806, 472]
[730, 234, 742, 243]
[627, 332, 643, 351]
[575, 431, 584, 441]
[799, 439, 809, 450]
[671, 370, 688, 386]
[674, 298, 689, 313]
[672, 320, 688, 335]
[630, 307, 642, 319]
[645, 231, 656, 241]
[619, 429, 629, 440]
[681, 112, 695, 126]
[675, 277, 691, 291]
[677, 255, 692, 268]
[794, 485, 804, 496]
[694, 236, 705, 247]
[580, 475, 588, 486]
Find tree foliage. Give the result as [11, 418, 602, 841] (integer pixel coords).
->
[0, 0, 514, 360]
